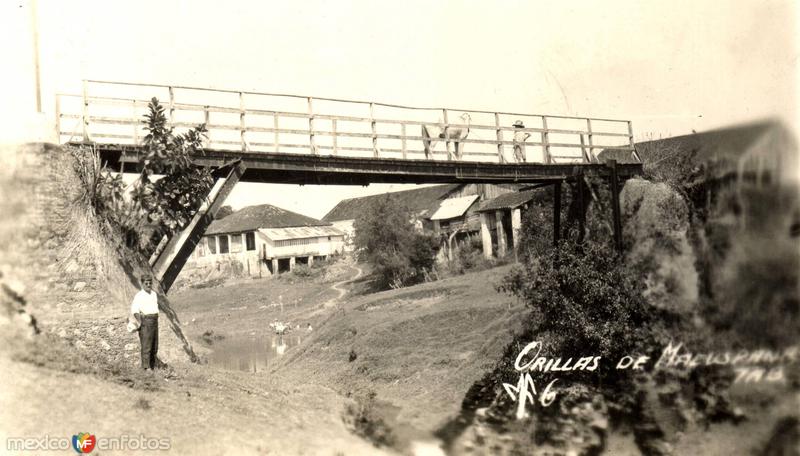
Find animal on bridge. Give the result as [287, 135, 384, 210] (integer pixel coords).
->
[421, 113, 471, 160]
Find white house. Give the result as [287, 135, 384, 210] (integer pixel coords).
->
[187, 204, 345, 277]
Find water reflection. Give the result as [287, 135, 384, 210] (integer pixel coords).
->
[209, 333, 302, 372]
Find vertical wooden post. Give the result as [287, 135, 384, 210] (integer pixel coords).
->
[401, 123, 407, 159]
[370, 103, 378, 157]
[541, 116, 551, 164]
[608, 159, 623, 253]
[308, 97, 316, 154]
[579, 134, 589, 163]
[332, 119, 338, 156]
[442, 109, 452, 160]
[54, 95, 61, 142]
[273, 114, 280, 153]
[81, 80, 89, 141]
[168, 86, 175, 128]
[553, 180, 562, 246]
[132, 100, 139, 145]
[240, 92, 247, 152]
[628, 120, 641, 162]
[495, 112, 504, 163]
[511, 207, 522, 260]
[204, 106, 211, 148]
[480, 212, 493, 259]
[586, 119, 594, 162]
[495, 210, 507, 257]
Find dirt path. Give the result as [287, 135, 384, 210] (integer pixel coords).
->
[324, 263, 363, 308]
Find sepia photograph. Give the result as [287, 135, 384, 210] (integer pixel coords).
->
[1, 1, 798, 454]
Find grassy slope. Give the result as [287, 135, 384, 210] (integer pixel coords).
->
[275, 264, 526, 433]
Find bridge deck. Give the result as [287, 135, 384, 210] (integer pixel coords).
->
[90, 143, 642, 185]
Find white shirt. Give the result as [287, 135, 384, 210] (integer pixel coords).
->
[513, 130, 531, 143]
[131, 289, 159, 315]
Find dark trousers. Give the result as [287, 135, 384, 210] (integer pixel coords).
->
[138, 314, 159, 369]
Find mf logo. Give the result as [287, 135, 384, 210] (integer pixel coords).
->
[72, 433, 97, 453]
[502, 373, 559, 420]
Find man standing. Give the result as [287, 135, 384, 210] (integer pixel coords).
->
[130, 275, 159, 370]
[512, 120, 531, 163]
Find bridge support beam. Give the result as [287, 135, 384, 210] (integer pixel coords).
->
[152, 161, 247, 293]
[552, 180, 562, 246]
[480, 212, 493, 259]
[608, 160, 623, 253]
[576, 170, 586, 244]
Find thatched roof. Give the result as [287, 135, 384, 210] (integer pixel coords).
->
[207, 204, 329, 235]
[322, 184, 461, 222]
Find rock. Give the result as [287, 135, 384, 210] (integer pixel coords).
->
[58, 328, 67, 338]
[125, 343, 136, 351]
[74, 340, 86, 350]
[100, 339, 111, 350]
[72, 281, 87, 292]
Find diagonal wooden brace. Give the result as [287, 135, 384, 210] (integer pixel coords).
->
[152, 161, 247, 293]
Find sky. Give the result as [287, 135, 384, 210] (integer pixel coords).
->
[2, 0, 797, 218]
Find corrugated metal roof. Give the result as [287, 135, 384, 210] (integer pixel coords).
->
[430, 195, 478, 220]
[260, 225, 344, 241]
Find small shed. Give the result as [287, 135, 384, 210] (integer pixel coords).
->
[476, 189, 540, 258]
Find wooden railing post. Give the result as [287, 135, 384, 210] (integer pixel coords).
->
[203, 106, 211, 147]
[240, 92, 247, 152]
[579, 133, 589, 163]
[628, 120, 641, 162]
[586, 118, 594, 162]
[81, 80, 89, 141]
[442, 109, 451, 160]
[401, 123, 407, 159]
[168, 86, 175, 128]
[332, 118, 338, 156]
[273, 114, 280, 153]
[54, 95, 61, 142]
[132, 100, 139, 145]
[308, 97, 317, 155]
[541, 115, 551, 164]
[370, 103, 378, 157]
[494, 112, 504, 163]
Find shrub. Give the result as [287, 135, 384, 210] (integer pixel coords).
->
[353, 194, 439, 289]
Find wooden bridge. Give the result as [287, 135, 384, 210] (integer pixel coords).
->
[57, 80, 642, 185]
[55, 80, 644, 292]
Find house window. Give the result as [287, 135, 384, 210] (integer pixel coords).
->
[245, 232, 256, 251]
[207, 236, 217, 254]
[218, 235, 229, 254]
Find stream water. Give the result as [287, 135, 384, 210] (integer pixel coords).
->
[208, 333, 303, 372]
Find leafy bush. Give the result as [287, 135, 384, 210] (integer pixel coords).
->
[76, 98, 212, 255]
[342, 391, 396, 448]
[288, 264, 321, 279]
[353, 195, 438, 289]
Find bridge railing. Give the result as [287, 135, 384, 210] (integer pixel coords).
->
[56, 80, 639, 164]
